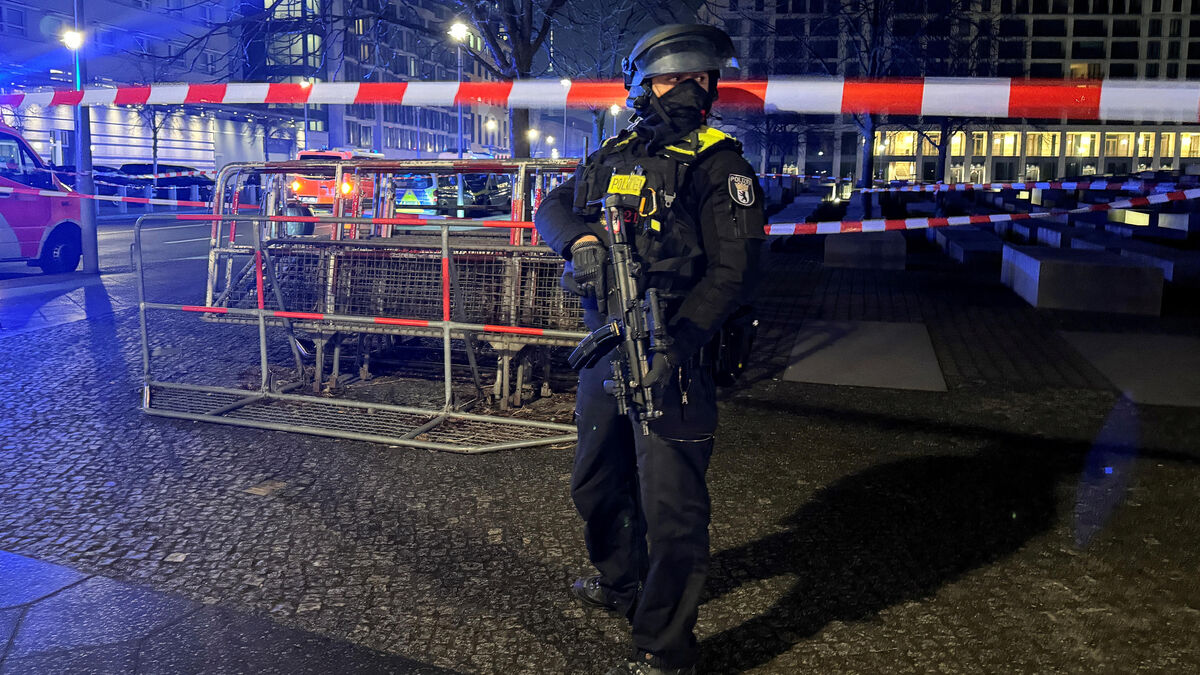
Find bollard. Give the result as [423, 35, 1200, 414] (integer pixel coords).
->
[119, 186, 129, 214]
[247, 184, 259, 205]
[144, 185, 155, 213]
[169, 186, 178, 206]
[190, 184, 200, 202]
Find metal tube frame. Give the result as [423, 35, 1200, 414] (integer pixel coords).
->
[135, 213, 579, 454]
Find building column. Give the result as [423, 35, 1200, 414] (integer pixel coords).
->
[1017, 130, 1028, 180]
[983, 131, 993, 183]
[1096, 130, 1106, 175]
[1151, 131, 1162, 170]
[914, 131, 923, 182]
[944, 131, 954, 181]
[1173, 127, 1183, 169]
[832, 128, 843, 180]
[373, 102, 384, 154]
[963, 128, 974, 182]
[855, 133, 864, 184]
[1056, 129, 1067, 179]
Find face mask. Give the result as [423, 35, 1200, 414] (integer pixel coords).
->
[639, 78, 713, 147]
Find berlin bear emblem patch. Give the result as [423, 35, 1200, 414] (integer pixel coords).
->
[728, 175, 755, 207]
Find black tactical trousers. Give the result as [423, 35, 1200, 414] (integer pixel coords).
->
[571, 343, 718, 669]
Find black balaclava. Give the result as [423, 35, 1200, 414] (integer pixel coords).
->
[636, 78, 715, 150]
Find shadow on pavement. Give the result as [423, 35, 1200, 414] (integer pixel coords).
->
[700, 444, 1065, 674]
[700, 397, 1200, 673]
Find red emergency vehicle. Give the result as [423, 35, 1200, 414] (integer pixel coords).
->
[288, 149, 381, 207]
[0, 123, 83, 273]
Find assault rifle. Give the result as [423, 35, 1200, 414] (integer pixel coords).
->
[567, 169, 668, 435]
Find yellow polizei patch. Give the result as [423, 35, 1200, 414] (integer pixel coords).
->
[608, 174, 646, 195]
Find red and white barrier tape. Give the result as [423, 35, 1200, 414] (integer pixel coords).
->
[9, 183, 1198, 235]
[860, 179, 1188, 194]
[765, 188, 1200, 235]
[760, 173, 839, 181]
[5, 78, 1200, 122]
[35, 165, 217, 180]
[0, 185, 210, 208]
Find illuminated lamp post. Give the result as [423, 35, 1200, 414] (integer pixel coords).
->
[526, 128, 539, 157]
[63, 14, 97, 274]
[559, 78, 570, 157]
[448, 22, 469, 217]
[299, 79, 311, 150]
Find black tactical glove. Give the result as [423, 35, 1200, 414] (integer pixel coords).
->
[642, 350, 677, 392]
[569, 238, 607, 300]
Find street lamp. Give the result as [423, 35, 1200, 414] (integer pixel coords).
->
[448, 21, 469, 216]
[559, 78, 570, 157]
[300, 79, 311, 150]
[485, 117, 497, 146]
[62, 9, 97, 274]
[448, 22, 469, 159]
[61, 31, 83, 90]
[609, 104, 621, 138]
[527, 128, 539, 156]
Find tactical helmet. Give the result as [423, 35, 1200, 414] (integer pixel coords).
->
[622, 24, 739, 109]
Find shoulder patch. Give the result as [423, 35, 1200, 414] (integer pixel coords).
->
[728, 174, 755, 207]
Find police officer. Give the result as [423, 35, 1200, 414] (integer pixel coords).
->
[535, 24, 765, 675]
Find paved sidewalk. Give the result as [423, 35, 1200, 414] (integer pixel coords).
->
[0, 551, 445, 674]
[1, 229, 1198, 673]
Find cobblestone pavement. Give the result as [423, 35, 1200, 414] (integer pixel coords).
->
[1, 234, 1199, 674]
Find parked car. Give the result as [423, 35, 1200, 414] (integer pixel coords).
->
[119, 163, 215, 201]
[435, 173, 513, 213]
[0, 123, 84, 273]
[53, 164, 150, 196]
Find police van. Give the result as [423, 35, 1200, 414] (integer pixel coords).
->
[0, 123, 84, 273]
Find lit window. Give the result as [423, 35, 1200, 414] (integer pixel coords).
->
[1065, 132, 1099, 156]
[1181, 133, 1200, 158]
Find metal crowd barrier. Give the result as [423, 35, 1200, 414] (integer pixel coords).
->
[135, 212, 585, 454]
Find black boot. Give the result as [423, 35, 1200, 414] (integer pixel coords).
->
[570, 576, 635, 616]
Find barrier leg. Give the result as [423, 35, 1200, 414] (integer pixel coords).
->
[191, 184, 200, 202]
[500, 350, 511, 411]
[119, 186, 129, 214]
[541, 353, 552, 398]
[313, 336, 326, 394]
[358, 334, 373, 381]
[145, 185, 155, 212]
[330, 333, 343, 392]
[513, 355, 526, 407]
[492, 356, 504, 404]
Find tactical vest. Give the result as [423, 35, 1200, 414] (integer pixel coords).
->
[572, 126, 743, 296]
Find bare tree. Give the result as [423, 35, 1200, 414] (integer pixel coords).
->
[545, 0, 686, 149]
[426, 0, 570, 157]
[779, 0, 998, 217]
[719, 111, 808, 175]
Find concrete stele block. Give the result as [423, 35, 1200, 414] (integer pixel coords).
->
[1036, 223, 1071, 248]
[948, 236, 1004, 268]
[1001, 244, 1163, 315]
[1119, 241, 1200, 286]
[1068, 231, 1122, 252]
[1011, 221, 1038, 243]
[1158, 212, 1195, 233]
[824, 231, 906, 270]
